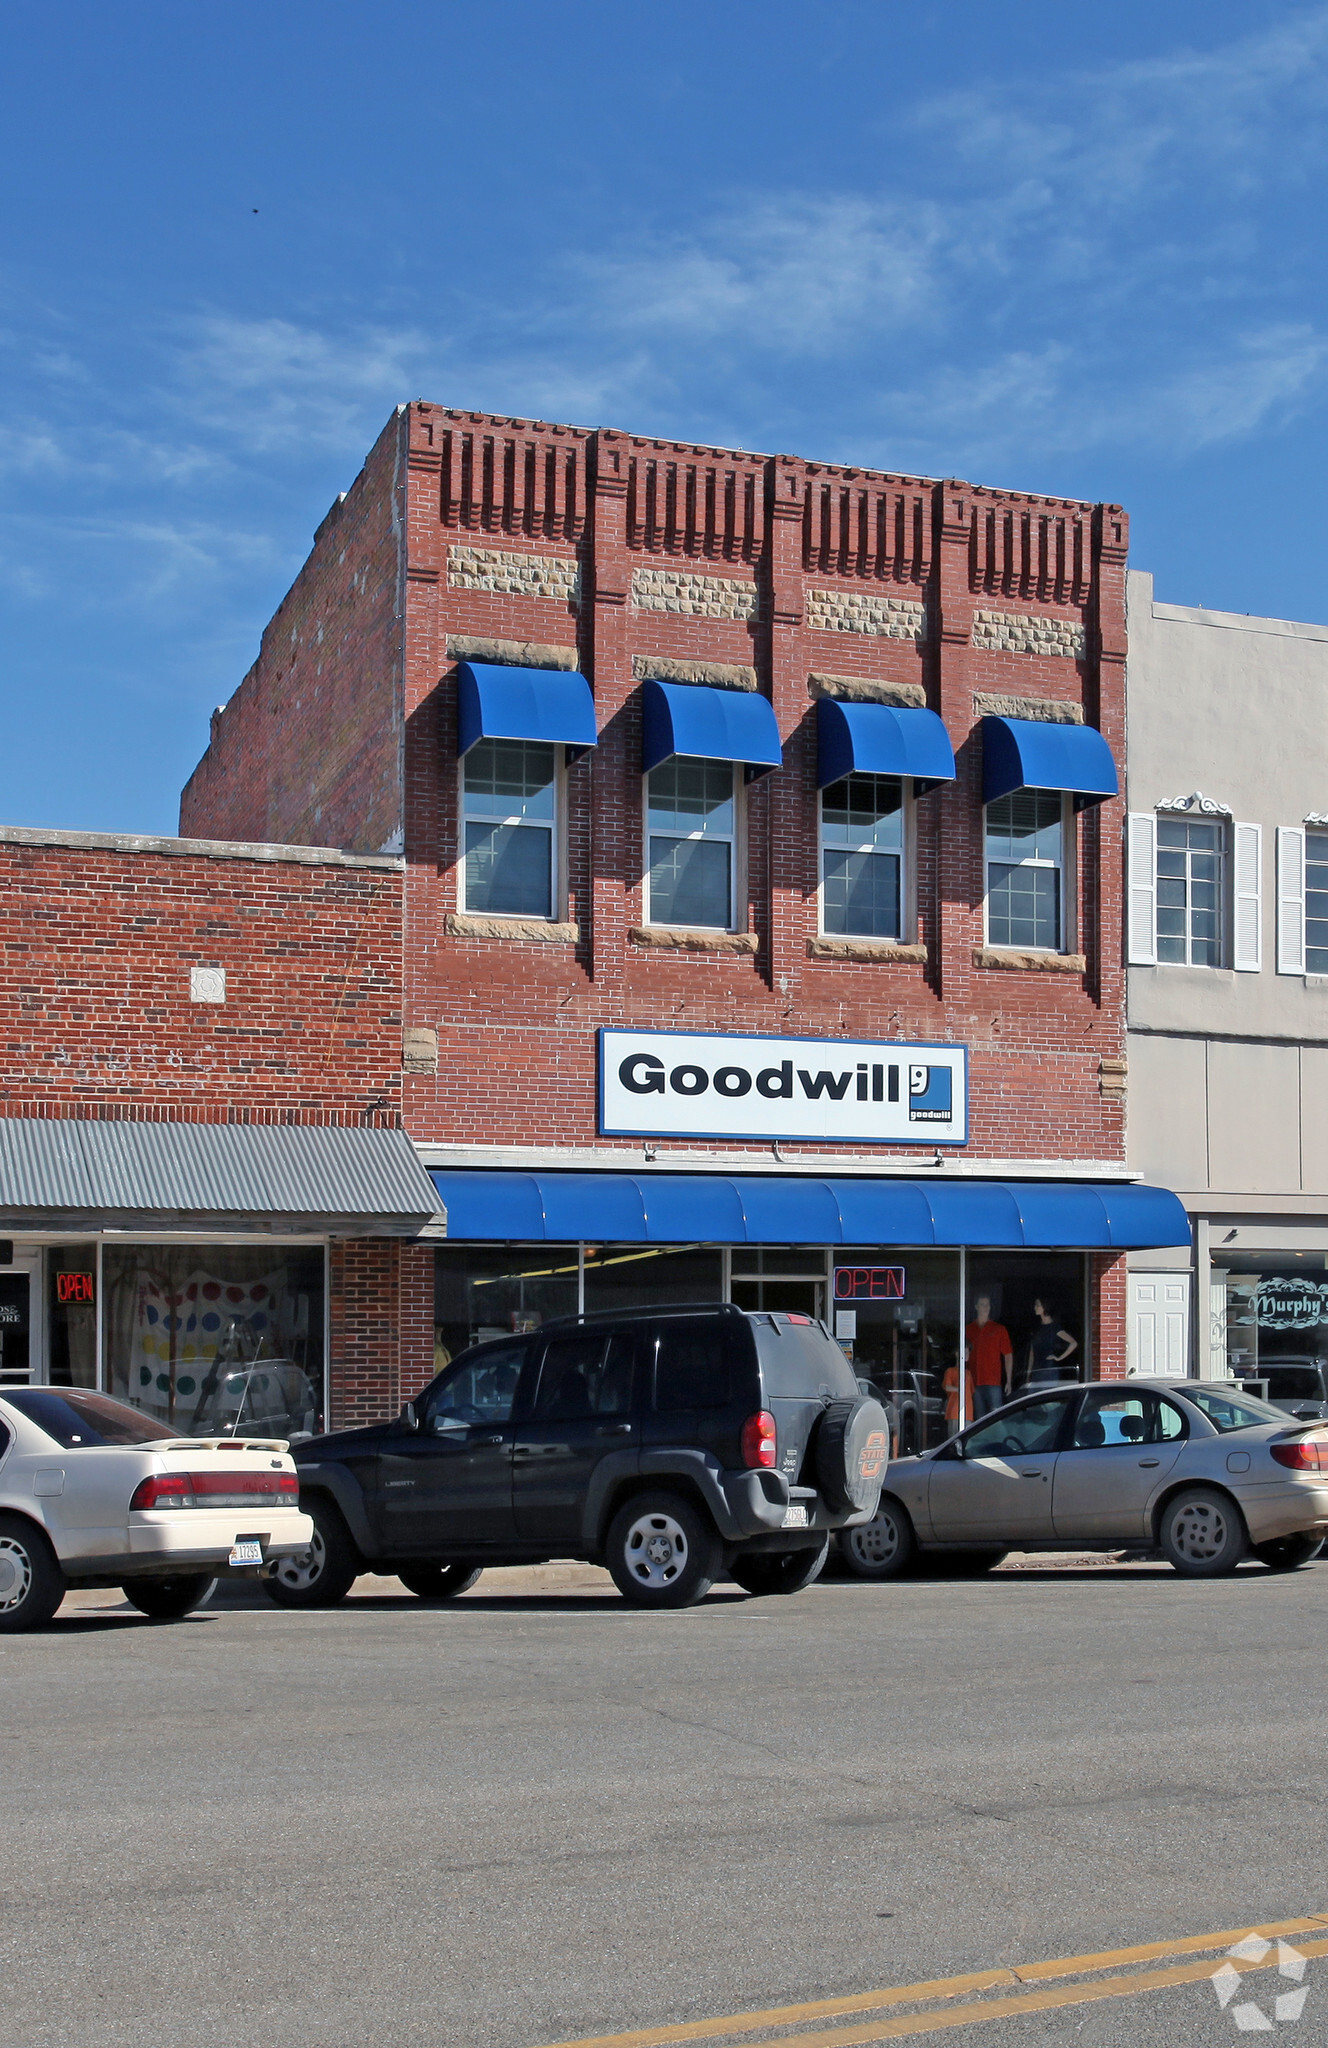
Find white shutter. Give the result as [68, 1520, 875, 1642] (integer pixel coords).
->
[1277, 826, 1306, 975]
[1232, 821, 1262, 971]
[1127, 812, 1157, 964]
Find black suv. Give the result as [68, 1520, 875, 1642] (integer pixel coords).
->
[267, 1304, 889, 1610]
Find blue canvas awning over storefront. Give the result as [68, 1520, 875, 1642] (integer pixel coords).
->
[816, 700, 956, 792]
[428, 1170, 1190, 1250]
[981, 716, 1119, 810]
[457, 662, 598, 760]
[641, 680, 783, 780]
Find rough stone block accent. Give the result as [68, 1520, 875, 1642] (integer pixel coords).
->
[806, 589, 927, 641]
[444, 912, 579, 943]
[402, 1027, 438, 1074]
[1098, 1056, 1128, 1097]
[807, 674, 927, 709]
[971, 610, 1086, 659]
[973, 691, 1084, 724]
[972, 948, 1087, 973]
[447, 546, 580, 604]
[807, 937, 928, 963]
[628, 926, 759, 953]
[631, 567, 763, 622]
[447, 635, 579, 670]
[633, 655, 757, 692]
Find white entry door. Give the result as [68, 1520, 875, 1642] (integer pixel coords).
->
[1128, 1273, 1190, 1377]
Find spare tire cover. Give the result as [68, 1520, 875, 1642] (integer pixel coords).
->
[814, 1396, 891, 1514]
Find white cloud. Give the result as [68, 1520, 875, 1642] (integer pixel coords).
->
[169, 315, 440, 453]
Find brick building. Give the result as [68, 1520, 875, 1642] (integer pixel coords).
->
[176, 403, 1188, 1438]
[0, 825, 442, 1433]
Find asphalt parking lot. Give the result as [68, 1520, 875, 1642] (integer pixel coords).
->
[3, 1553, 1326, 2048]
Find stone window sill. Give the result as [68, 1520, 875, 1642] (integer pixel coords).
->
[628, 926, 759, 954]
[445, 912, 579, 943]
[808, 937, 928, 964]
[973, 947, 1086, 973]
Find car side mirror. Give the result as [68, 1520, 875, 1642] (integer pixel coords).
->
[399, 1401, 420, 1433]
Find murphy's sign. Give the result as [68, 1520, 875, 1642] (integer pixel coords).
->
[598, 1029, 968, 1145]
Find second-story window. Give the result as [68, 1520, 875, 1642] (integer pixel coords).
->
[646, 759, 736, 929]
[1307, 829, 1328, 974]
[821, 774, 904, 938]
[1156, 817, 1223, 965]
[985, 792, 1064, 950]
[461, 738, 557, 919]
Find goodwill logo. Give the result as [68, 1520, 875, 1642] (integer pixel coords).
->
[598, 1029, 968, 1146]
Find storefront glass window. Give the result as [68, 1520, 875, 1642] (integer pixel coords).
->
[584, 1244, 723, 1317]
[729, 1246, 827, 1321]
[966, 1253, 1088, 1397]
[103, 1245, 325, 1439]
[434, 1245, 579, 1371]
[831, 1249, 959, 1454]
[47, 1245, 98, 1388]
[1214, 1256, 1328, 1392]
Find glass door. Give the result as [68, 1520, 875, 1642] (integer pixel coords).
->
[0, 1252, 41, 1387]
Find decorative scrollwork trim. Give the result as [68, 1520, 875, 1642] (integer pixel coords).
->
[1155, 791, 1232, 817]
[1305, 812, 1328, 827]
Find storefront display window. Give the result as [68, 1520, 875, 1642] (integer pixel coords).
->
[583, 1244, 723, 1317]
[967, 1253, 1087, 1395]
[1213, 1256, 1328, 1385]
[729, 1247, 826, 1320]
[833, 1250, 959, 1455]
[103, 1245, 325, 1439]
[434, 1245, 579, 1370]
[47, 1245, 97, 1388]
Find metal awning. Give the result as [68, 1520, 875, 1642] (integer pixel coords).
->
[457, 662, 598, 760]
[428, 1170, 1190, 1250]
[981, 716, 1119, 810]
[816, 700, 956, 792]
[0, 1120, 447, 1237]
[641, 680, 783, 780]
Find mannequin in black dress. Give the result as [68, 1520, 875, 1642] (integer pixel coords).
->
[1026, 1298, 1078, 1387]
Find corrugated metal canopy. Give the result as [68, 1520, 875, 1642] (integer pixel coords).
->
[0, 1120, 446, 1236]
[428, 1170, 1190, 1250]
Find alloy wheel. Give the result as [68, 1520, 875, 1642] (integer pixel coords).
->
[846, 1512, 901, 1572]
[272, 1527, 325, 1593]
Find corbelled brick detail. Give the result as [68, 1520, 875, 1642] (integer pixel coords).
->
[631, 567, 762, 622]
[806, 588, 927, 641]
[972, 609, 1086, 659]
[447, 546, 580, 604]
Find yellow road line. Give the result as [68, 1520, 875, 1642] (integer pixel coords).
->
[530, 1914, 1328, 2048]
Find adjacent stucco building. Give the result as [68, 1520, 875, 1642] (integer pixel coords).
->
[1126, 569, 1328, 1389]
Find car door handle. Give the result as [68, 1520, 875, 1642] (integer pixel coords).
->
[596, 1423, 633, 1437]
[1138, 1458, 1161, 1468]
[1021, 1471, 1044, 1479]
[476, 1433, 506, 1446]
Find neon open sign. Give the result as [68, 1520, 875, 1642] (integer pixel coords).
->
[833, 1266, 906, 1302]
[56, 1272, 95, 1305]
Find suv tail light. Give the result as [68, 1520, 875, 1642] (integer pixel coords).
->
[130, 1471, 300, 1510]
[741, 1410, 778, 1469]
[1270, 1439, 1328, 1472]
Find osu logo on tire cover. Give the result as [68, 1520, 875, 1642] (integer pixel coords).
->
[858, 1430, 887, 1482]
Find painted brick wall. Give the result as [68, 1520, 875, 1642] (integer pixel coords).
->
[0, 831, 404, 1123]
[180, 411, 406, 856]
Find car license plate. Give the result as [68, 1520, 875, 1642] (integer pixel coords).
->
[782, 1504, 809, 1529]
[229, 1539, 263, 1566]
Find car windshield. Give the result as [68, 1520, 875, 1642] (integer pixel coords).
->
[1185, 1385, 1289, 1433]
[4, 1389, 183, 1449]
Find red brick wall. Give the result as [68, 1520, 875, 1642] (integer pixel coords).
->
[329, 1239, 436, 1429]
[0, 833, 405, 1123]
[1092, 1253, 1127, 1382]
[180, 411, 406, 856]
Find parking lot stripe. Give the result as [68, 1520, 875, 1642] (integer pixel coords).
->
[531, 1916, 1328, 2048]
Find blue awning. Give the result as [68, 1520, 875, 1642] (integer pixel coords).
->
[641, 680, 782, 780]
[428, 1170, 1191, 1250]
[982, 716, 1118, 810]
[817, 700, 956, 792]
[457, 662, 598, 760]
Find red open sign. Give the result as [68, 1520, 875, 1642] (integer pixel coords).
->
[833, 1266, 905, 1302]
[56, 1272, 95, 1306]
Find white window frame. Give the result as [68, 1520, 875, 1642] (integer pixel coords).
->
[983, 790, 1072, 954]
[1148, 810, 1229, 970]
[643, 758, 743, 932]
[817, 774, 913, 941]
[457, 740, 566, 922]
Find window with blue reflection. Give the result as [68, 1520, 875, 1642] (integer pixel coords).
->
[821, 774, 904, 938]
[646, 758, 735, 929]
[462, 738, 557, 918]
[985, 791, 1064, 950]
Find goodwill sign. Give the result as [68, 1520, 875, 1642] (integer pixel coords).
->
[598, 1029, 968, 1145]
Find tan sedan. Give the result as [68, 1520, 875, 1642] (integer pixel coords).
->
[841, 1378, 1328, 1580]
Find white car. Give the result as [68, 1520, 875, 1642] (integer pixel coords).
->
[0, 1386, 315, 1631]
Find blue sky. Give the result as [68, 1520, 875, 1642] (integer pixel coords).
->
[2, 1, 1327, 835]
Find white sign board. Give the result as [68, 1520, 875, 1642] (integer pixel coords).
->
[598, 1029, 968, 1145]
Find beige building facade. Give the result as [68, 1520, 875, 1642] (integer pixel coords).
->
[1126, 569, 1328, 1393]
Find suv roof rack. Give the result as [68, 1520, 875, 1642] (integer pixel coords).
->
[537, 1301, 750, 1332]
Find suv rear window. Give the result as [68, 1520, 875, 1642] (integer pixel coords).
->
[653, 1325, 733, 1412]
[754, 1320, 859, 1400]
[5, 1389, 183, 1447]
[1263, 1365, 1326, 1402]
